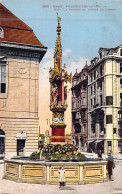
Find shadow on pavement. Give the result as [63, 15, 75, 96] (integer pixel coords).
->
[59, 186, 74, 190]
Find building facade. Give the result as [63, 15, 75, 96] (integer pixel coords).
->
[88, 45, 122, 154]
[71, 63, 88, 151]
[0, 4, 47, 158]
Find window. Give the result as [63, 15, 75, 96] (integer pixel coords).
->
[72, 102, 76, 109]
[106, 96, 113, 105]
[120, 79, 122, 87]
[94, 85, 96, 93]
[83, 97, 86, 105]
[94, 98, 96, 105]
[72, 90, 74, 97]
[120, 93, 122, 106]
[108, 141, 112, 146]
[80, 137, 84, 146]
[72, 113, 76, 122]
[100, 65, 102, 76]
[73, 79, 76, 85]
[75, 124, 81, 134]
[120, 49, 122, 56]
[91, 86, 92, 95]
[99, 81, 102, 90]
[0, 63, 6, 93]
[100, 52, 102, 59]
[113, 128, 116, 134]
[83, 125, 85, 132]
[91, 73, 93, 82]
[100, 95, 102, 106]
[77, 112, 80, 119]
[106, 115, 112, 124]
[91, 114, 95, 133]
[120, 63, 122, 73]
[94, 71, 96, 80]
[83, 73, 85, 79]
[0, 27, 4, 38]
[81, 110, 85, 119]
[91, 99, 92, 108]
[104, 128, 106, 134]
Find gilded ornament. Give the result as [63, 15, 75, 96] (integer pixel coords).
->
[64, 71, 72, 83]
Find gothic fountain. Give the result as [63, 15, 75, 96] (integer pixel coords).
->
[4, 17, 108, 185]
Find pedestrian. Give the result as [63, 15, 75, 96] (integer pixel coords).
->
[98, 150, 102, 159]
[107, 150, 115, 181]
[59, 166, 65, 188]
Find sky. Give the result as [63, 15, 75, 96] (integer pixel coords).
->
[1, 0, 122, 72]
[1, 0, 122, 134]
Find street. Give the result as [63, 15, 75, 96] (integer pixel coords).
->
[0, 160, 122, 194]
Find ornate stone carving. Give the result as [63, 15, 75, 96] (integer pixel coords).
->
[52, 112, 64, 124]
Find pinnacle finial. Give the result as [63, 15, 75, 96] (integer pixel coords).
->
[54, 15, 62, 58]
[57, 15, 61, 35]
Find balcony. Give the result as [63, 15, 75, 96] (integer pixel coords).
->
[74, 118, 81, 124]
[81, 104, 87, 109]
[81, 117, 87, 122]
[72, 108, 77, 112]
[91, 132, 96, 138]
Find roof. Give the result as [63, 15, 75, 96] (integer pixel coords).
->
[73, 72, 79, 78]
[0, 3, 44, 47]
[83, 64, 89, 70]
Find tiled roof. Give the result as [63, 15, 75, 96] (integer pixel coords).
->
[0, 3, 44, 47]
[73, 72, 79, 78]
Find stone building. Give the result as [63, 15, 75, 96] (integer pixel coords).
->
[0, 4, 47, 158]
[71, 63, 88, 151]
[88, 45, 122, 154]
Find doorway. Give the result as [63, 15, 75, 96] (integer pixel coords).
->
[17, 139, 25, 156]
[0, 129, 5, 158]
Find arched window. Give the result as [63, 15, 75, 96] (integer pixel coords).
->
[0, 129, 5, 135]
[0, 27, 4, 38]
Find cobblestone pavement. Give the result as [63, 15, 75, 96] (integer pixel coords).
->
[0, 160, 122, 194]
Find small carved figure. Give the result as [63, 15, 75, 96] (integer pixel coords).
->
[52, 84, 58, 105]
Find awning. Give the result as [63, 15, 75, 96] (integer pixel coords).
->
[87, 140, 94, 143]
[95, 140, 103, 143]
[16, 131, 26, 139]
[0, 135, 5, 138]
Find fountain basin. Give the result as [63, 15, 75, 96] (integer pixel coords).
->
[4, 158, 108, 184]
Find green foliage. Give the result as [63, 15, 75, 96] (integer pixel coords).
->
[30, 151, 40, 160]
[29, 144, 85, 161]
[39, 134, 45, 140]
[42, 144, 85, 161]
